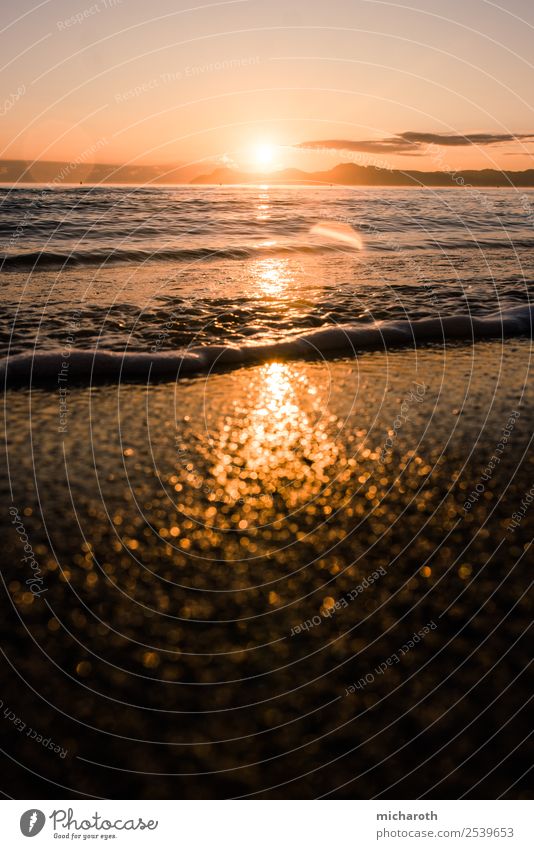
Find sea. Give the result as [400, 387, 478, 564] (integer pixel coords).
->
[1, 184, 534, 371]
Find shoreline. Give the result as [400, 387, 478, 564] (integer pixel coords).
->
[2, 305, 533, 388]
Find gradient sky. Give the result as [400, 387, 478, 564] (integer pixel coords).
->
[2, 0, 534, 173]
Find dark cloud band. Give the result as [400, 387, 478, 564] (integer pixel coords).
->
[297, 132, 534, 156]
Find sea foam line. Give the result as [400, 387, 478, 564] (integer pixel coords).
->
[1, 305, 532, 388]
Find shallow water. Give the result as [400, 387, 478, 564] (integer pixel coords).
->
[1, 344, 532, 798]
[1, 186, 534, 358]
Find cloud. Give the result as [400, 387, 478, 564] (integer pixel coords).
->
[297, 132, 534, 156]
[297, 137, 418, 154]
[211, 152, 236, 167]
[400, 131, 534, 147]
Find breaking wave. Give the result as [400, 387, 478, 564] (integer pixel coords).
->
[0, 242, 353, 270]
[2, 305, 532, 388]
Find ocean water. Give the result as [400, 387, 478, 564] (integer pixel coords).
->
[1, 185, 534, 373]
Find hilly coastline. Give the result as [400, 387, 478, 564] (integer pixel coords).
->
[192, 162, 534, 187]
[2, 159, 534, 187]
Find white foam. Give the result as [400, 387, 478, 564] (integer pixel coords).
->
[2, 305, 532, 388]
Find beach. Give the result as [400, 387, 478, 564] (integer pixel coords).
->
[2, 339, 532, 798]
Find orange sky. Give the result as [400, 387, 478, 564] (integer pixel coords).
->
[2, 0, 534, 173]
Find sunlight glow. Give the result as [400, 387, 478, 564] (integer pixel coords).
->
[253, 143, 275, 171]
[252, 257, 292, 295]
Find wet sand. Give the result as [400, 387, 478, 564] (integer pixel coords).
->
[1, 340, 532, 798]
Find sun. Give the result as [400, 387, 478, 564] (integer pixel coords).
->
[253, 142, 275, 171]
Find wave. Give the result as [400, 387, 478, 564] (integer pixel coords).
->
[2, 305, 532, 388]
[4, 236, 534, 270]
[0, 242, 350, 270]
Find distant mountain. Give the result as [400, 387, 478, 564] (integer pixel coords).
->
[190, 166, 241, 184]
[191, 165, 315, 184]
[192, 161, 534, 187]
[3, 158, 534, 187]
[0, 159, 210, 185]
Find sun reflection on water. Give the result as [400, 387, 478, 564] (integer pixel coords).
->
[204, 361, 341, 517]
[251, 257, 292, 296]
[256, 188, 270, 220]
[248, 362, 302, 454]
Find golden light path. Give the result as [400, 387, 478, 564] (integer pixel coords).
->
[204, 359, 342, 517]
[251, 257, 292, 296]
